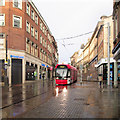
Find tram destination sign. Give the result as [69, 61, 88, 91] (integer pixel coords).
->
[58, 65, 67, 69]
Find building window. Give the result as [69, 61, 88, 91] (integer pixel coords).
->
[0, 14, 5, 26]
[31, 9, 34, 20]
[26, 21, 30, 33]
[13, 0, 22, 9]
[0, 0, 5, 6]
[40, 21, 42, 30]
[0, 33, 5, 49]
[35, 15, 38, 24]
[40, 35, 42, 44]
[26, 38, 30, 53]
[13, 15, 22, 28]
[26, 3, 30, 15]
[31, 42, 35, 55]
[40, 51, 41, 59]
[31, 26, 34, 37]
[35, 30, 38, 40]
[42, 26, 45, 33]
[35, 45, 38, 57]
[45, 40, 46, 48]
[45, 29, 47, 36]
[42, 38, 44, 47]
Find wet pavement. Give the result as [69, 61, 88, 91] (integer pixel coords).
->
[1, 79, 120, 118]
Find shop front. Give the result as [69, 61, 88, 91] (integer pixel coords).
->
[95, 58, 115, 84]
[26, 62, 37, 81]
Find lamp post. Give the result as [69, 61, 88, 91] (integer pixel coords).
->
[6, 35, 8, 63]
[4, 35, 8, 86]
[107, 23, 110, 86]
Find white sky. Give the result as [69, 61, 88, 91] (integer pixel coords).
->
[32, 0, 113, 64]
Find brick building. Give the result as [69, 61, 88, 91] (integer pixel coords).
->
[0, 0, 58, 85]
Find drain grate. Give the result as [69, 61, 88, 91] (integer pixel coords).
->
[83, 103, 90, 105]
[74, 98, 85, 101]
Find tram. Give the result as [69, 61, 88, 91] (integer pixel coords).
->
[55, 64, 77, 85]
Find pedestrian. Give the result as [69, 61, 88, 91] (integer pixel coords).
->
[42, 73, 45, 80]
[99, 74, 102, 88]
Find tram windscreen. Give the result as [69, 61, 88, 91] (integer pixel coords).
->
[56, 68, 68, 78]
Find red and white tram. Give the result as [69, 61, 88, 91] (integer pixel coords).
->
[55, 64, 77, 85]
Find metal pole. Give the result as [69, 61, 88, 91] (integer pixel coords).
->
[107, 23, 110, 86]
[6, 35, 8, 62]
[80, 70, 82, 83]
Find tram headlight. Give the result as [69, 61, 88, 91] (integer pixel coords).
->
[63, 87, 67, 93]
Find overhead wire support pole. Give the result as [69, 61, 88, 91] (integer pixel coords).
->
[107, 23, 110, 86]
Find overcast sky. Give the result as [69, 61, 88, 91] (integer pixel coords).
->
[32, 0, 113, 64]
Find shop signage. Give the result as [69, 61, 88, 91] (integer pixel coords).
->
[10, 55, 24, 59]
[41, 63, 45, 67]
[50, 67, 53, 70]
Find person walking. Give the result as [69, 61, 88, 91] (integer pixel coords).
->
[42, 72, 45, 81]
[98, 74, 103, 88]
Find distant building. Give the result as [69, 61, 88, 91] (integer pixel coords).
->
[75, 15, 116, 83]
[0, 0, 58, 86]
[112, 0, 120, 87]
[95, 16, 115, 83]
[70, 51, 79, 67]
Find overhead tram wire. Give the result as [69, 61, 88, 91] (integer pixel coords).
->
[56, 31, 93, 41]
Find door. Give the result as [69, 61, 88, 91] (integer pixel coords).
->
[11, 59, 22, 85]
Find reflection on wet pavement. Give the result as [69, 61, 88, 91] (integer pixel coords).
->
[2, 80, 55, 118]
[1, 80, 120, 118]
